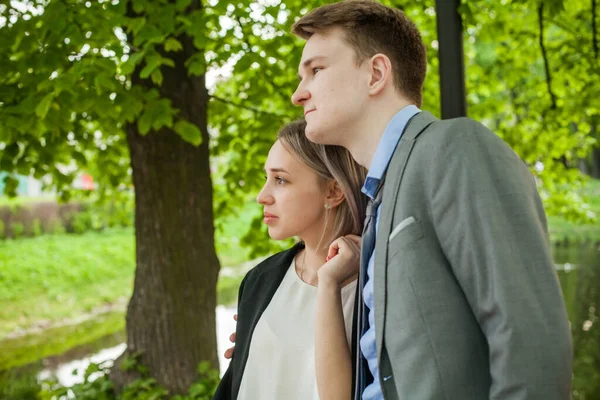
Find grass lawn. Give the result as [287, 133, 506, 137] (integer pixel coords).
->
[0, 228, 135, 338]
[0, 202, 258, 338]
[0, 195, 56, 206]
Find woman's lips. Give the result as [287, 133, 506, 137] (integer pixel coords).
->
[263, 213, 278, 224]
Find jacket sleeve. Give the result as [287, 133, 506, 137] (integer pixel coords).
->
[428, 120, 573, 399]
[211, 362, 233, 400]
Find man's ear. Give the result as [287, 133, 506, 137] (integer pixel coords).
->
[368, 53, 393, 96]
[326, 180, 345, 208]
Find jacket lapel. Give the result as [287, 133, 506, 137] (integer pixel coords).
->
[373, 111, 437, 363]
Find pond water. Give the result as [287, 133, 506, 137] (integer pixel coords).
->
[1, 245, 599, 399]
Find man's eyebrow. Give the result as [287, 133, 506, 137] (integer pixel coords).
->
[297, 56, 326, 80]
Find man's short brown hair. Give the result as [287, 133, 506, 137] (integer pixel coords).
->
[292, 0, 427, 107]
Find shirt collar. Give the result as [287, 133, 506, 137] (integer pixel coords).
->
[361, 105, 421, 199]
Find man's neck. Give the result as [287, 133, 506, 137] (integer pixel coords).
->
[346, 99, 414, 169]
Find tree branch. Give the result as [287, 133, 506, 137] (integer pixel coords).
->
[538, 4, 557, 110]
[209, 95, 289, 118]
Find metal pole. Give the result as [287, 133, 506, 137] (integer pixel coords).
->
[435, 0, 467, 118]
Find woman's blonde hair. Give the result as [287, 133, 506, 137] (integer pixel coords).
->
[277, 119, 368, 246]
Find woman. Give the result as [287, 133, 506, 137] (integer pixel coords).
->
[212, 119, 367, 400]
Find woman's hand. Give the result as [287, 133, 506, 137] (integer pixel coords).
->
[318, 234, 361, 286]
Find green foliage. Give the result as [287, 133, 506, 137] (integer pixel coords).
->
[72, 210, 95, 234]
[547, 179, 600, 242]
[31, 219, 42, 237]
[1, 0, 598, 256]
[0, 366, 41, 400]
[0, 195, 134, 240]
[39, 359, 219, 400]
[216, 275, 243, 306]
[0, 312, 125, 372]
[50, 219, 66, 235]
[0, 220, 5, 239]
[460, 0, 599, 220]
[11, 222, 23, 239]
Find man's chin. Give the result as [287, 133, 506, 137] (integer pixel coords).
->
[305, 125, 333, 145]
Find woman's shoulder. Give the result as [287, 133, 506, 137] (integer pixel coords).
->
[236, 242, 304, 304]
[244, 242, 304, 280]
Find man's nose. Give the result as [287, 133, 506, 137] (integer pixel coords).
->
[291, 82, 310, 106]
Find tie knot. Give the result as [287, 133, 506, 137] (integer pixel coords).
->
[366, 181, 385, 217]
[366, 197, 380, 217]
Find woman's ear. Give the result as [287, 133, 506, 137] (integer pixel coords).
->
[325, 180, 345, 208]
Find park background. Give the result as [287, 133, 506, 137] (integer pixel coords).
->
[1, 0, 600, 399]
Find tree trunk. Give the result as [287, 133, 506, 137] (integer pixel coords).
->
[111, 1, 220, 394]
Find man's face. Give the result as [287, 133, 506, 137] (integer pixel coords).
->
[292, 28, 370, 147]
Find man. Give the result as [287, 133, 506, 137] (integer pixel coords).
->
[291, 1, 573, 399]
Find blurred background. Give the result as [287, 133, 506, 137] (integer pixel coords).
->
[0, 0, 599, 399]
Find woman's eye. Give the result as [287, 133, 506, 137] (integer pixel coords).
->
[275, 177, 286, 184]
[313, 67, 323, 75]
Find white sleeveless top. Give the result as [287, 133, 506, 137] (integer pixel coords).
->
[237, 258, 357, 400]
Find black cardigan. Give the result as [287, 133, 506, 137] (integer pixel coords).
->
[211, 242, 359, 400]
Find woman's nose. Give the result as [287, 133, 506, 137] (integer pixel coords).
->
[256, 185, 273, 205]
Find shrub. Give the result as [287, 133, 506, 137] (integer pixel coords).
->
[49, 219, 66, 235]
[72, 211, 94, 234]
[11, 223, 24, 239]
[31, 219, 42, 237]
[39, 358, 220, 400]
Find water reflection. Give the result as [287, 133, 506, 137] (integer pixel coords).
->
[0, 247, 598, 399]
[37, 343, 127, 388]
[554, 244, 600, 400]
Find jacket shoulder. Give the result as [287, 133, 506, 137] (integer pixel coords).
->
[241, 242, 303, 284]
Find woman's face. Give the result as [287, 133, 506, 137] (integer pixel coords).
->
[257, 140, 329, 241]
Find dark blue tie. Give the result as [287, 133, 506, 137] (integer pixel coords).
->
[354, 183, 385, 400]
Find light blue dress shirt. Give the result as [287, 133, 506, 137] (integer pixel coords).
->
[359, 105, 421, 400]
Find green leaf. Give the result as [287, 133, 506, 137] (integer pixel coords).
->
[134, 25, 163, 47]
[121, 51, 146, 75]
[132, 0, 146, 14]
[164, 38, 183, 52]
[35, 93, 54, 119]
[161, 57, 175, 68]
[174, 120, 203, 146]
[140, 55, 162, 79]
[151, 69, 163, 86]
[185, 53, 206, 77]
[127, 17, 147, 35]
[138, 111, 153, 135]
[175, 0, 192, 11]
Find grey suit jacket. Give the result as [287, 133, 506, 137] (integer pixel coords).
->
[370, 111, 573, 399]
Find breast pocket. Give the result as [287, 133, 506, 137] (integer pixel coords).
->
[387, 217, 424, 259]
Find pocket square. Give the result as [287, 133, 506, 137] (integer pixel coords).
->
[388, 216, 416, 242]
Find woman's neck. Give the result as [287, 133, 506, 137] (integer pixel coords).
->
[296, 241, 329, 286]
